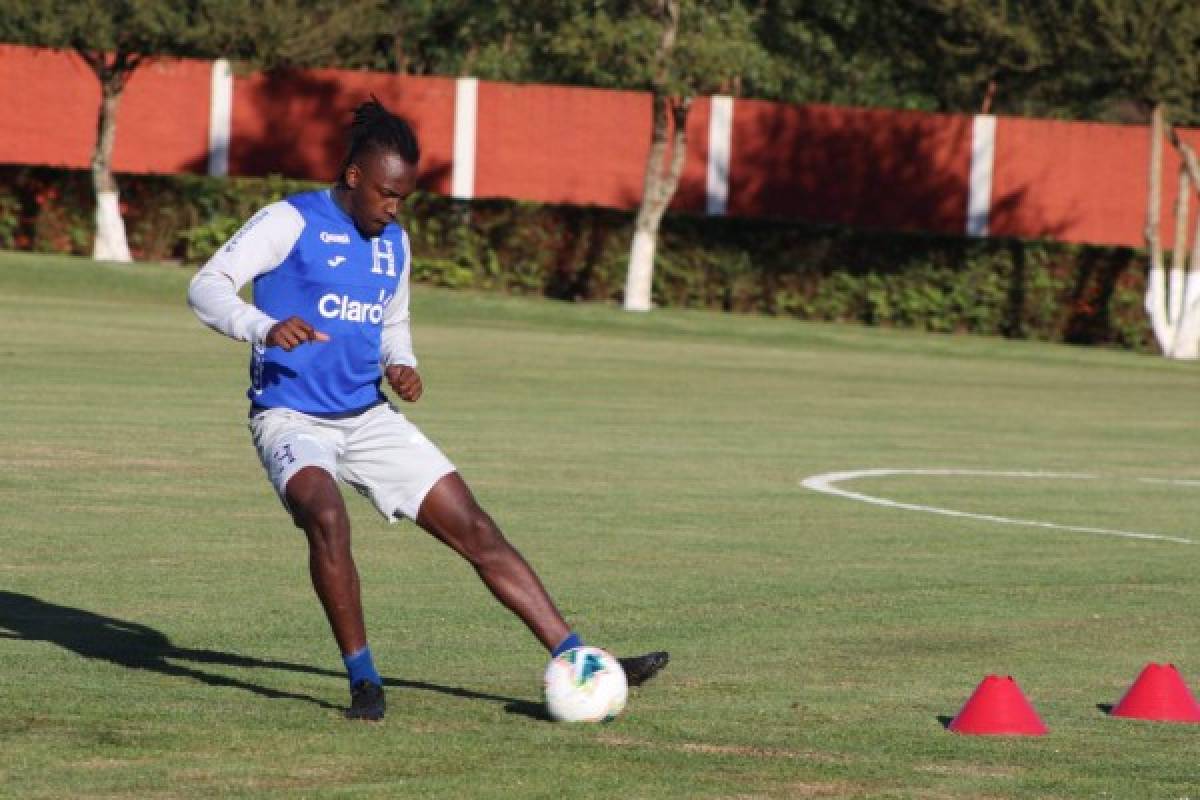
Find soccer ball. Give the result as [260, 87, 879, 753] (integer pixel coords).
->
[543, 646, 628, 722]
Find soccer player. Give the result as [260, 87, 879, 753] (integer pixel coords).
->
[187, 99, 667, 720]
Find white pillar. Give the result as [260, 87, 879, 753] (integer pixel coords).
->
[207, 58, 233, 177]
[706, 95, 733, 216]
[452, 77, 478, 200]
[966, 114, 996, 237]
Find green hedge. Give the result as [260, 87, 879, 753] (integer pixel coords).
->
[0, 165, 1153, 350]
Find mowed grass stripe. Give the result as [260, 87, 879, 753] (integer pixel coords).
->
[1, 251, 1198, 799]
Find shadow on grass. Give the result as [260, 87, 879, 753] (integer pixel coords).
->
[0, 591, 542, 717]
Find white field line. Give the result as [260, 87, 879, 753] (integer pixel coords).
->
[800, 468, 1194, 545]
[1140, 477, 1200, 488]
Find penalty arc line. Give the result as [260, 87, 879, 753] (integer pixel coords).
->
[800, 468, 1194, 545]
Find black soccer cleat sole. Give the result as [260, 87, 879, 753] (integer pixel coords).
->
[345, 679, 386, 721]
[618, 651, 669, 687]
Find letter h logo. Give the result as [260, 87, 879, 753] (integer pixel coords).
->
[371, 238, 396, 277]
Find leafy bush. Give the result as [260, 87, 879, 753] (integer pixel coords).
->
[0, 165, 1154, 350]
[0, 186, 20, 249]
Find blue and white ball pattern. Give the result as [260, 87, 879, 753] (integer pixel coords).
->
[543, 646, 628, 722]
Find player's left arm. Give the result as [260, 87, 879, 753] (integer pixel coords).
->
[381, 230, 422, 403]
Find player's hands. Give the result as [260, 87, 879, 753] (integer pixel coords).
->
[266, 316, 330, 350]
[385, 364, 423, 403]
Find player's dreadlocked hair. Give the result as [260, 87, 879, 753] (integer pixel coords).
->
[340, 96, 420, 180]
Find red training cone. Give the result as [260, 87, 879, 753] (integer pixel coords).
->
[1110, 663, 1200, 723]
[947, 675, 1049, 736]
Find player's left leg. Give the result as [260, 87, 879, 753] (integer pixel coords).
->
[415, 472, 571, 651]
[342, 405, 669, 686]
[415, 473, 670, 686]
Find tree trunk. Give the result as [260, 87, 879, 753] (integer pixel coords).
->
[980, 79, 997, 114]
[623, 0, 684, 313]
[83, 51, 136, 263]
[625, 94, 690, 311]
[1168, 130, 1200, 358]
[1175, 204, 1200, 358]
[1144, 102, 1200, 359]
[1167, 167, 1190, 326]
[1144, 104, 1171, 350]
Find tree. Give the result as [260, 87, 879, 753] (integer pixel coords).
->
[567, 1, 694, 312]
[0, 0, 388, 262]
[1081, 1, 1200, 357]
[517, 1, 777, 311]
[751, 1, 935, 110]
[1075, 0, 1200, 123]
[1143, 105, 1200, 358]
[876, 1, 1200, 355]
[385, 1, 535, 80]
[1, 2, 199, 261]
[383, 1, 778, 309]
[873, 0, 1200, 123]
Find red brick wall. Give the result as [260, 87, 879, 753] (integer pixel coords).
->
[727, 100, 972, 235]
[3, 44, 1198, 249]
[0, 45, 210, 174]
[473, 82, 708, 212]
[991, 116, 1200, 249]
[229, 67, 456, 194]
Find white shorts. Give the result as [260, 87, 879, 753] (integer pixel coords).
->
[248, 403, 456, 521]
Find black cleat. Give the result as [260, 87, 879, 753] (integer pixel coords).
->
[618, 651, 669, 687]
[345, 679, 386, 721]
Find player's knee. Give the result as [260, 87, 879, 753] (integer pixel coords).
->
[461, 512, 508, 567]
[297, 505, 351, 550]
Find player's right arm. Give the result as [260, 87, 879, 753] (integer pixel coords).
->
[187, 202, 325, 349]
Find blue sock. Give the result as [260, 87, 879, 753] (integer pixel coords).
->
[551, 632, 583, 657]
[343, 645, 382, 687]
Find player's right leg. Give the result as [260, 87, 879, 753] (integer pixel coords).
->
[286, 468, 384, 720]
[249, 409, 384, 720]
[285, 467, 366, 657]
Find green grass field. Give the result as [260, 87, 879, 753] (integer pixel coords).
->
[2, 251, 1199, 799]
